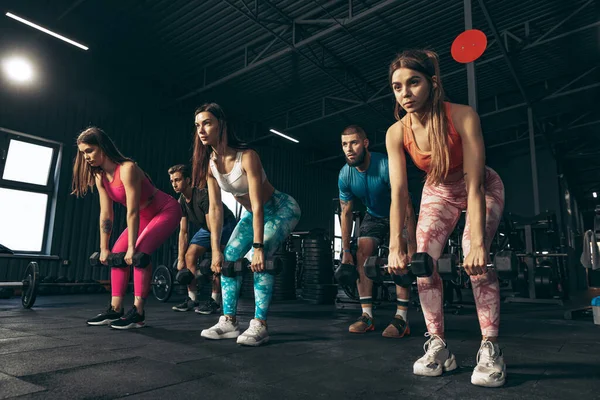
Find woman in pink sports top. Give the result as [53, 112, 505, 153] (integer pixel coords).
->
[72, 127, 181, 330]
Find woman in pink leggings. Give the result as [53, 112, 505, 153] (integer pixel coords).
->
[72, 127, 181, 329]
[385, 50, 506, 388]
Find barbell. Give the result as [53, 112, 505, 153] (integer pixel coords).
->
[0, 262, 174, 309]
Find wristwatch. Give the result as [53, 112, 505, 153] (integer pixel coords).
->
[253, 243, 264, 249]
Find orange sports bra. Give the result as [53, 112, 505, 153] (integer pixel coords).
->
[402, 102, 463, 174]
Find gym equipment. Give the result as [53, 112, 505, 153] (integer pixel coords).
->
[437, 250, 518, 280]
[175, 259, 213, 285]
[221, 257, 283, 278]
[108, 252, 151, 268]
[0, 260, 177, 308]
[89, 251, 151, 268]
[333, 263, 358, 286]
[151, 264, 173, 302]
[197, 258, 213, 278]
[89, 251, 172, 301]
[175, 268, 194, 285]
[364, 252, 434, 287]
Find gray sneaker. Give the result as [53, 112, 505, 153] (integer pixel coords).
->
[172, 297, 198, 312]
[201, 315, 240, 340]
[471, 340, 506, 387]
[236, 319, 270, 346]
[413, 333, 457, 376]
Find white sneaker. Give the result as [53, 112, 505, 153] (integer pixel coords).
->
[413, 333, 457, 376]
[471, 340, 506, 387]
[236, 319, 270, 346]
[200, 315, 240, 340]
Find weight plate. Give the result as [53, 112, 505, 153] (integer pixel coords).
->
[21, 262, 39, 309]
[152, 264, 173, 302]
[302, 238, 329, 244]
[302, 243, 331, 250]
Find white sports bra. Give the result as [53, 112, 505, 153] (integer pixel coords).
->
[209, 151, 266, 197]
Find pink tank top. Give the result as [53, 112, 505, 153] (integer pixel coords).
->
[102, 163, 156, 206]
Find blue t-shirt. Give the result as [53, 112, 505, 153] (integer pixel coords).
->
[338, 152, 392, 219]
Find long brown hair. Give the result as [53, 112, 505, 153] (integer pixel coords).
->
[389, 49, 449, 185]
[71, 126, 131, 197]
[191, 103, 248, 188]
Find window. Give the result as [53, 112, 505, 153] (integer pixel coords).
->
[333, 202, 356, 260]
[0, 128, 62, 253]
[0, 188, 48, 251]
[221, 189, 242, 221]
[3, 140, 54, 185]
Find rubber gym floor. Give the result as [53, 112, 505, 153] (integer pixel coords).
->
[1, 291, 599, 400]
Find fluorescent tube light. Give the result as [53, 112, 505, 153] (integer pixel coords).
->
[269, 128, 299, 143]
[6, 12, 89, 50]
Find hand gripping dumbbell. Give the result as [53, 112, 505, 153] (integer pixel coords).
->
[363, 252, 434, 287]
[176, 259, 213, 285]
[107, 252, 151, 268]
[334, 263, 359, 286]
[221, 257, 284, 278]
[437, 250, 518, 280]
[89, 251, 151, 268]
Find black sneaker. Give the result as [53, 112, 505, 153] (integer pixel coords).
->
[87, 305, 124, 326]
[172, 297, 199, 312]
[195, 298, 221, 315]
[110, 305, 145, 329]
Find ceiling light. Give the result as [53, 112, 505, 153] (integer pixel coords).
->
[269, 129, 299, 143]
[5, 12, 89, 51]
[2, 57, 33, 83]
[593, 192, 597, 198]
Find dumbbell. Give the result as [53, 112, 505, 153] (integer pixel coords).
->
[175, 259, 214, 285]
[108, 252, 151, 268]
[437, 250, 518, 280]
[89, 252, 101, 266]
[364, 252, 434, 287]
[89, 251, 120, 267]
[89, 251, 151, 268]
[221, 257, 283, 278]
[197, 258, 213, 278]
[334, 263, 359, 286]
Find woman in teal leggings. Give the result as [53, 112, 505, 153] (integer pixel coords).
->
[192, 103, 301, 346]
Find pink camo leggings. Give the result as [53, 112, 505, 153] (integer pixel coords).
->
[111, 192, 181, 298]
[416, 166, 505, 337]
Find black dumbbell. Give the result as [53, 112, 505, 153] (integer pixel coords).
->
[437, 250, 518, 280]
[197, 258, 213, 278]
[89, 252, 101, 266]
[176, 258, 215, 285]
[175, 268, 194, 285]
[108, 252, 151, 268]
[221, 258, 249, 277]
[221, 257, 283, 278]
[334, 263, 358, 286]
[364, 252, 434, 287]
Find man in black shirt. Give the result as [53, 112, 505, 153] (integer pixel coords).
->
[168, 164, 237, 314]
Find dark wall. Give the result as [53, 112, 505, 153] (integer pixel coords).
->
[487, 146, 561, 221]
[0, 85, 337, 282]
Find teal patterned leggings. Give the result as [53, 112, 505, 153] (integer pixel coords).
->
[222, 190, 301, 320]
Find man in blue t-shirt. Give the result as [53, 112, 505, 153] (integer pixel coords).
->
[338, 125, 417, 338]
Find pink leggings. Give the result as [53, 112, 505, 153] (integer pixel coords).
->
[111, 191, 181, 298]
[416, 167, 504, 337]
